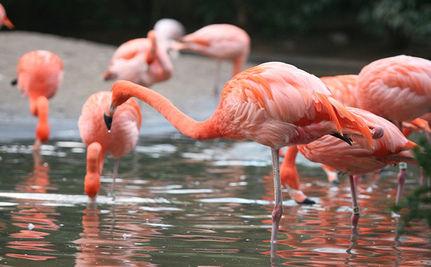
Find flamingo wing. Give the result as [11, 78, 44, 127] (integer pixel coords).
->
[320, 75, 358, 107]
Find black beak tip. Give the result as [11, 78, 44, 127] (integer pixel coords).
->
[331, 132, 353, 146]
[11, 78, 17, 86]
[103, 113, 113, 131]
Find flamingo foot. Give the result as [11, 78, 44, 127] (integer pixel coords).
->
[300, 198, 316, 205]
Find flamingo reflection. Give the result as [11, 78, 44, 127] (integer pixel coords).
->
[74, 202, 160, 266]
[6, 150, 59, 261]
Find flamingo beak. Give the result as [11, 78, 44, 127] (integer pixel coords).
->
[3, 17, 14, 29]
[103, 71, 117, 81]
[10, 78, 17, 86]
[103, 113, 113, 131]
[103, 105, 115, 131]
[331, 132, 353, 146]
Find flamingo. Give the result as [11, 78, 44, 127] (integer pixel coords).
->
[291, 108, 416, 227]
[12, 50, 63, 150]
[0, 3, 14, 29]
[173, 24, 250, 95]
[78, 91, 142, 199]
[103, 62, 376, 247]
[356, 55, 431, 204]
[104, 30, 172, 86]
[284, 67, 431, 204]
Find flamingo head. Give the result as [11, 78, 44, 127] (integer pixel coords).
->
[2, 16, 14, 29]
[154, 18, 185, 41]
[84, 142, 102, 199]
[103, 57, 147, 84]
[104, 80, 134, 130]
[85, 172, 100, 199]
[36, 122, 50, 143]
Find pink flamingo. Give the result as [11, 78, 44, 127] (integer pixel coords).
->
[104, 30, 173, 86]
[293, 108, 416, 227]
[12, 50, 63, 149]
[284, 67, 431, 204]
[78, 91, 142, 199]
[103, 62, 375, 247]
[0, 3, 14, 29]
[357, 55, 431, 204]
[173, 24, 250, 95]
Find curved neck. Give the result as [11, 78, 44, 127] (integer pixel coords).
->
[86, 143, 101, 174]
[36, 96, 49, 124]
[35, 96, 50, 142]
[155, 39, 174, 75]
[113, 81, 221, 140]
[85, 142, 103, 198]
[146, 31, 157, 64]
[280, 146, 300, 190]
[283, 146, 298, 167]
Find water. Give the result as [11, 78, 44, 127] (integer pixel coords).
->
[0, 137, 429, 266]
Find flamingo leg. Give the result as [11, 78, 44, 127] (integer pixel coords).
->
[213, 60, 221, 97]
[395, 162, 407, 205]
[349, 175, 360, 228]
[270, 148, 283, 257]
[33, 139, 42, 152]
[110, 159, 120, 200]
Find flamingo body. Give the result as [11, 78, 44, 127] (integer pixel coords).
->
[105, 31, 173, 86]
[17, 50, 63, 111]
[321, 75, 358, 107]
[178, 24, 250, 76]
[357, 55, 431, 122]
[79, 91, 141, 158]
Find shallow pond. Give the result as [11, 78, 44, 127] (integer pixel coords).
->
[0, 136, 430, 266]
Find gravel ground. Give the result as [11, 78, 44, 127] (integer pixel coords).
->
[0, 31, 366, 142]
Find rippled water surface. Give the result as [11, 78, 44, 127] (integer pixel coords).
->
[0, 137, 430, 266]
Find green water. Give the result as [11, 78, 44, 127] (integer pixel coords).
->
[0, 137, 430, 266]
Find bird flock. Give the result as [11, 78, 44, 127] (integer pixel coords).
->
[2, 3, 431, 251]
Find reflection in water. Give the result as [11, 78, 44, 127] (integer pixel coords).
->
[6, 150, 59, 261]
[0, 139, 430, 266]
[74, 202, 160, 266]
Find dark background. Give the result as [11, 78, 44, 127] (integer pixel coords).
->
[2, 0, 430, 60]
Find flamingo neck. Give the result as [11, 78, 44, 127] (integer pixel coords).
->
[85, 142, 104, 198]
[146, 30, 157, 65]
[284, 146, 298, 166]
[113, 81, 221, 140]
[155, 39, 173, 76]
[280, 146, 300, 189]
[232, 55, 246, 77]
[35, 96, 50, 142]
